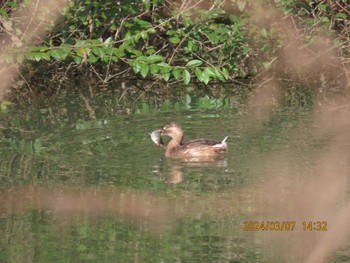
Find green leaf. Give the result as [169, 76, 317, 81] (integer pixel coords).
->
[111, 54, 118, 62]
[150, 64, 159, 74]
[161, 67, 170, 81]
[201, 70, 210, 84]
[135, 18, 152, 28]
[281, 6, 293, 15]
[104, 36, 113, 44]
[129, 49, 142, 57]
[75, 39, 89, 47]
[172, 67, 183, 80]
[203, 67, 216, 78]
[186, 59, 203, 67]
[51, 49, 70, 60]
[320, 16, 330, 23]
[194, 68, 203, 82]
[183, 70, 191, 84]
[145, 46, 156, 55]
[187, 40, 194, 51]
[162, 71, 170, 81]
[113, 47, 125, 58]
[335, 13, 347, 19]
[92, 47, 105, 59]
[143, 0, 151, 11]
[39, 46, 49, 52]
[136, 55, 148, 61]
[157, 62, 170, 67]
[73, 55, 82, 64]
[262, 61, 272, 70]
[140, 63, 149, 77]
[0, 100, 12, 111]
[41, 52, 51, 61]
[214, 68, 224, 81]
[88, 53, 98, 63]
[169, 37, 181, 44]
[318, 3, 328, 12]
[133, 60, 141, 73]
[208, 33, 219, 43]
[146, 55, 164, 63]
[140, 31, 149, 39]
[0, 8, 9, 18]
[26, 52, 44, 61]
[221, 67, 229, 80]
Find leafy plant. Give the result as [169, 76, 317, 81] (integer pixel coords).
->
[0, 0, 349, 87]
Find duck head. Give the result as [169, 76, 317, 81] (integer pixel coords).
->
[161, 122, 184, 143]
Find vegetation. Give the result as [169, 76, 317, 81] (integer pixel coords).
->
[1, 2, 349, 262]
[0, 0, 349, 90]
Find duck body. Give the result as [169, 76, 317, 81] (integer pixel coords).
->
[160, 122, 228, 158]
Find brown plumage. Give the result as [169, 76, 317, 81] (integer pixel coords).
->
[160, 122, 228, 157]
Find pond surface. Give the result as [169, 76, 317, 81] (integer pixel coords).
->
[1, 85, 350, 262]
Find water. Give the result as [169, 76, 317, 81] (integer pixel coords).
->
[1, 86, 350, 262]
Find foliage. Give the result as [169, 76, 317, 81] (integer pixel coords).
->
[0, 0, 251, 85]
[0, 0, 349, 86]
[276, 0, 349, 49]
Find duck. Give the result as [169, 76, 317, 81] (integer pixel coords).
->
[159, 122, 228, 158]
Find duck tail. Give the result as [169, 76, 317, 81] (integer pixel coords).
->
[218, 136, 228, 149]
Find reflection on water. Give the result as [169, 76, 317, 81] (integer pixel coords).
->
[153, 157, 228, 184]
[1, 87, 350, 262]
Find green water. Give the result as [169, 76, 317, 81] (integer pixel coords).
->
[1, 87, 350, 263]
